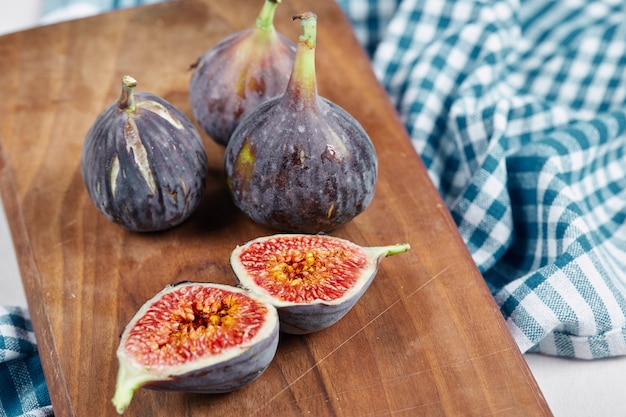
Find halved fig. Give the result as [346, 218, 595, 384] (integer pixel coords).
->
[230, 234, 410, 334]
[112, 282, 279, 414]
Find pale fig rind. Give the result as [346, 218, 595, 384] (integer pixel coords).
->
[144, 334, 277, 392]
[112, 282, 279, 414]
[189, 0, 296, 146]
[81, 77, 209, 232]
[270, 282, 370, 335]
[230, 234, 410, 334]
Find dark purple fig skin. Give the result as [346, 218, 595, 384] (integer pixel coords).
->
[224, 95, 378, 233]
[189, 29, 296, 146]
[143, 319, 279, 393]
[81, 92, 209, 232]
[254, 275, 374, 335]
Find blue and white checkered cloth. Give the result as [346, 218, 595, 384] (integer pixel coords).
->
[4, 0, 626, 413]
[337, 0, 626, 359]
[0, 307, 52, 417]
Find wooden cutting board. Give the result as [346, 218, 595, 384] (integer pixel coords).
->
[0, 0, 552, 416]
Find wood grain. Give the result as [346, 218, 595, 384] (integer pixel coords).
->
[0, 0, 552, 416]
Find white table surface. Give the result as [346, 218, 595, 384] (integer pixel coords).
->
[2, 5, 626, 417]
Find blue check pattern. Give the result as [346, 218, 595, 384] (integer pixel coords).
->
[337, 0, 626, 359]
[0, 307, 52, 417]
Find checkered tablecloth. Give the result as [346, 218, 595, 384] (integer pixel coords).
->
[3, 0, 626, 415]
[337, 0, 626, 359]
[0, 307, 52, 417]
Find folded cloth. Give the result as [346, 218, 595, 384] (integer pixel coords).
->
[0, 307, 52, 417]
[337, 0, 626, 359]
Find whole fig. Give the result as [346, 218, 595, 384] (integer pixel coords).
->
[81, 75, 208, 232]
[112, 282, 279, 414]
[189, 0, 296, 146]
[224, 13, 378, 233]
[231, 234, 410, 334]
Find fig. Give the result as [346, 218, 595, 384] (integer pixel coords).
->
[81, 75, 209, 232]
[112, 282, 279, 414]
[224, 12, 378, 233]
[230, 234, 410, 334]
[189, 0, 296, 146]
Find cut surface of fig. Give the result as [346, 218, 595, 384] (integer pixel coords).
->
[112, 282, 279, 414]
[189, 0, 295, 146]
[224, 12, 378, 233]
[230, 234, 410, 334]
[82, 75, 209, 232]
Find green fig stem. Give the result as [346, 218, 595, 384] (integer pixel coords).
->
[256, 0, 280, 31]
[294, 12, 317, 48]
[286, 12, 318, 107]
[111, 361, 155, 414]
[365, 243, 411, 262]
[118, 75, 137, 113]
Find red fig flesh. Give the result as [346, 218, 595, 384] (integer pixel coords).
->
[112, 282, 279, 414]
[230, 234, 410, 334]
[224, 13, 378, 233]
[189, 0, 296, 146]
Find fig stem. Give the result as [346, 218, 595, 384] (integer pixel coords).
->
[293, 12, 317, 48]
[111, 362, 153, 414]
[286, 12, 318, 107]
[256, 0, 280, 31]
[369, 243, 411, 258]
[118, 75, 137, 113]
[363, 243, 411, 266]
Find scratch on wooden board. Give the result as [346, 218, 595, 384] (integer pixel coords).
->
[53, 238, 77, 248]
[482, 406, 519, 416]
[62, 219, 77, 229]
[328, 348, 515, 401]
[361, 401, 443, 416]
[254, 265, 452, 414]
[360, 397, 518, 417]
[327, 347, 517, 415]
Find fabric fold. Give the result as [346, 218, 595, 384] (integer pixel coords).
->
[339, 0, 626, 358]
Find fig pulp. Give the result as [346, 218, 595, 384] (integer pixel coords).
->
[81, 75, 209, 232]
[189, 0, 296, 146]
[224, 13, 378, 233]
[230, 234, 410, 334]
[112, 282, 279, 414]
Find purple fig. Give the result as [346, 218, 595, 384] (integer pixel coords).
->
[224, 13, 378, 233]
[189, 0, 296, 146]
[81, 75, 208, 232]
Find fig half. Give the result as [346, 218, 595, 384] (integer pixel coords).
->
[112, 282, 279, 414]
[230, 234, 410, 334]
